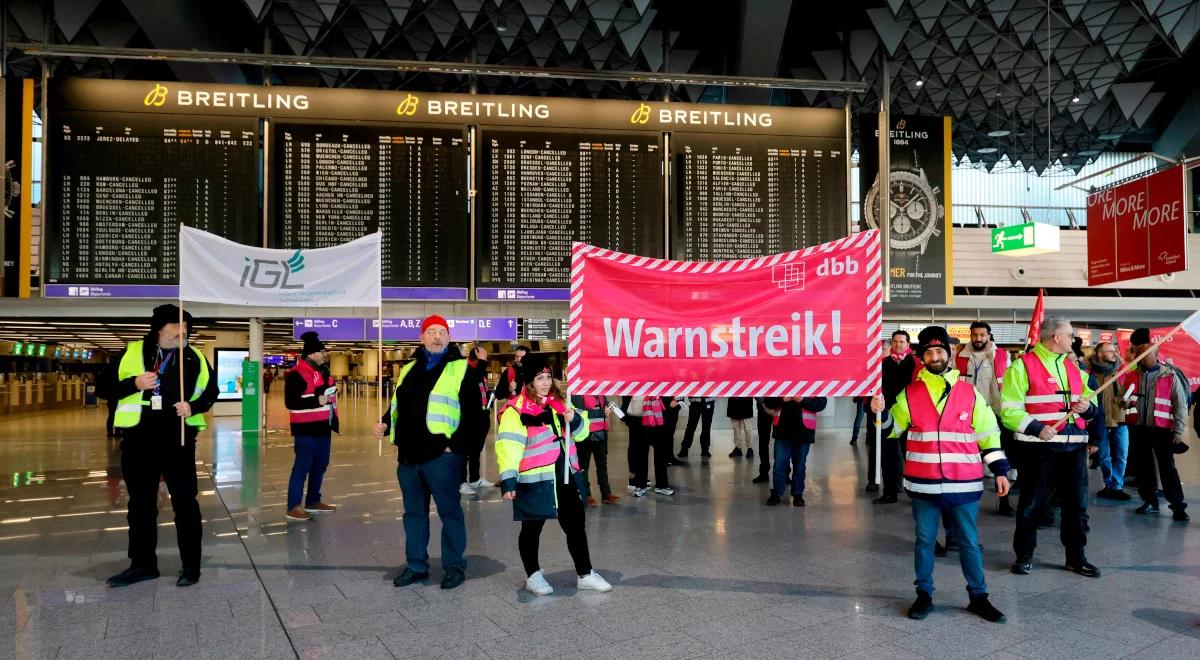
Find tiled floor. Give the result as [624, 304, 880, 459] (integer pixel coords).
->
[1, 393, 1198, 659]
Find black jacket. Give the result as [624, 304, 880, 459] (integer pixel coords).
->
[284, 360, 340, 437]
[765, 397, 828, 443]
[882, 353, 920, 408]
[103, 335, 219, 434]
[379, 349, 486, 465]
[727, 397, 754, 420]
[494, 361, 527, 402]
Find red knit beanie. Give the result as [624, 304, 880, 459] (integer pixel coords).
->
[421, 315, 449, 334]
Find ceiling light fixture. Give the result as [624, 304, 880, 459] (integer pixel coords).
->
[915, 79, 924, 87]
[986, 129, 1010, 137]
[975, 147, 998, 154]
[1071, 96, 1080, 103]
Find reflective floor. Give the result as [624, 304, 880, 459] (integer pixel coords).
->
[1, 393, 1199, 659]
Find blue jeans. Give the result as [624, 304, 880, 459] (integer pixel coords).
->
[287, 434, 331, 510]
[396, 452, 467, 573]
[773, 439, 810, 496]
[1095, 424, 1129, 491]
[912, 497, 986, 598]
[851, 400, 868, 441]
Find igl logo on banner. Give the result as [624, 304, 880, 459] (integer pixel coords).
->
[240, 250, 306, 290]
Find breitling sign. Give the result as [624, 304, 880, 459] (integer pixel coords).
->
[52, 79, 843, 136]
[857, 114, 953, 306]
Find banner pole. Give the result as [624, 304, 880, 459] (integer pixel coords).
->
[178, 224, 186, 447]
[377, 237, 384, 458]
[874, 410, 882, 486]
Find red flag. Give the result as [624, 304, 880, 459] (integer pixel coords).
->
[1026, 288, 1045, 347]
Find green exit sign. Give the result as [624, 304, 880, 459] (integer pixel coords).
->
[991, 222, 1060, 256]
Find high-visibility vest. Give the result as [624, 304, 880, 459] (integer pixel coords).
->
[903, 379, 984, 491]
[1014, 352, 1087, 444]
[388, 358, 469, 445]
[495, 393, 588, 485]
[576, 395, 610, 433]
[640, 397, 664, 427]
[1129, 368, 1176, 429]
[955, 348, 1008, 387]
[287, 360, 335, 426]
[114, 340, 210, 430]
[771, 402, 818, 430]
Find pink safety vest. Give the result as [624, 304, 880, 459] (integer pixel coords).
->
[903, 379, 984, 484]
[1018, 352, 1086, 442]
[288, 360, 335, 425]
[582, 395, 610, 432]
[771, 402, 818, 430]
[1129, 370, 1175, 429]
[514, 394, 580, 474]
[955, 349, 1008, 387]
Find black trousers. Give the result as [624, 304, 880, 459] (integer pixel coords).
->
[461, 413, 489, 484]
[1013, 445, 1089, 563]
[120, 424, 202, 573]
[629, 420, 669, 488]
[518, 480, 592, 577]
[878, 432, 905, 496]
[757, 409, 774, 477]
[577, 438, 612, 499]
[663, 405, 681, 453]
[105, 401, 118, 437]
[681, 403, 714, 452]
[1131, 426, 1186, 510]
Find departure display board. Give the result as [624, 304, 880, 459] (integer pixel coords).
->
[477, 129, 663, 299]
[45, 112, 258, 291]
[271, 123, 469, 298]
[672, 133, 847, 261]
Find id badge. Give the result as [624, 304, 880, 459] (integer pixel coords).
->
[151, 395, 163, 411]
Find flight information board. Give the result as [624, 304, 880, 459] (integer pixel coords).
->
[271, 123, 469, 298]
[672, 133, 847, 261]
[45, 112, 258, 293]
[477, 129, 663, 300]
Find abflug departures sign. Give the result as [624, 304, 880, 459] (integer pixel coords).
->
[47, 79, 846, 300]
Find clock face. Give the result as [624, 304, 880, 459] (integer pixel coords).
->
[864, 170, 943, 250]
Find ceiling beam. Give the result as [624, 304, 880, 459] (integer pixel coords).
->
[727, 0, 795, 104]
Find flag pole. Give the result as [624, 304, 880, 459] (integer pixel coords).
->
[178, 224, 186, 447]
[1049, 323, 1188, 432]
[377, 235, 384, 458]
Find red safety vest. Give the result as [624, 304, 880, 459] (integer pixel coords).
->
[1128, 368, 1175, 429]
[582, 395, 610, 432]
[903, 379, 984, 486]
[288, 360, 335, 426]
[1017, 352, 1086, 443]
[771, 402, 818, 430]
[955, 349, 1008, 387]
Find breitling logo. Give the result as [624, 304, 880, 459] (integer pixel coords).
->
[630, 103, 652, 124]
[144, 84, 169, 107]
[396, 94, 420, 116]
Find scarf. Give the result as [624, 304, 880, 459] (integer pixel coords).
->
[1091, 359, 1118, 376]
[890, 348, 913, 363]
[421, 346, 449, 371]
[641, 396, 665, 427]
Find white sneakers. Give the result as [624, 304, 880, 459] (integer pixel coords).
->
[577, 570, 613, 592]
[525, 570, 554, 596]
[470, 478, 494, 488]
[525, 569, 613, 596]
[459, 483, 476, 495]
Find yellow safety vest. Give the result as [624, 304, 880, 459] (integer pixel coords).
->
[114, 340, 210, 430]
[389, 358, 469, 444]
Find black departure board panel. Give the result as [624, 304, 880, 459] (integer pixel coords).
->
[672, 133, 847, 261]
[270, 123, 469, 291]
[478, 129, 663, 293]
[46, 112, 258, 285]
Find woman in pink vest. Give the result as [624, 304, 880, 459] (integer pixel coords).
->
[871, 325, 1010, 623]
[762, 395, 827, 507]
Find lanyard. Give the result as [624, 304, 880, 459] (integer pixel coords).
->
[153, 349, 175, 396]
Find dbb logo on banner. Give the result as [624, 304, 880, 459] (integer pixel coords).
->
[567, 231, 883, 398]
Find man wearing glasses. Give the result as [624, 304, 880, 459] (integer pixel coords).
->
[1001, 317, 1100, 578]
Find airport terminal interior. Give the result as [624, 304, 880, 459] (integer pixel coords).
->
[2, 1, 1200, 659]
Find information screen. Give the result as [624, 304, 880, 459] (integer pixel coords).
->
[270, 123, 469, 293]
[214, 348, 249, 402]
[672, 133, 847, 260]
[46, 112, 258, 285]
[477, 129, 663, 295]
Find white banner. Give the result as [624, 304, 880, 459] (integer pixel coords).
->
[179, 227, 382, 307]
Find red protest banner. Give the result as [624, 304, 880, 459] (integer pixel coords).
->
[567, 231, 883, 398]
[1086, 165, 1187, 286]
